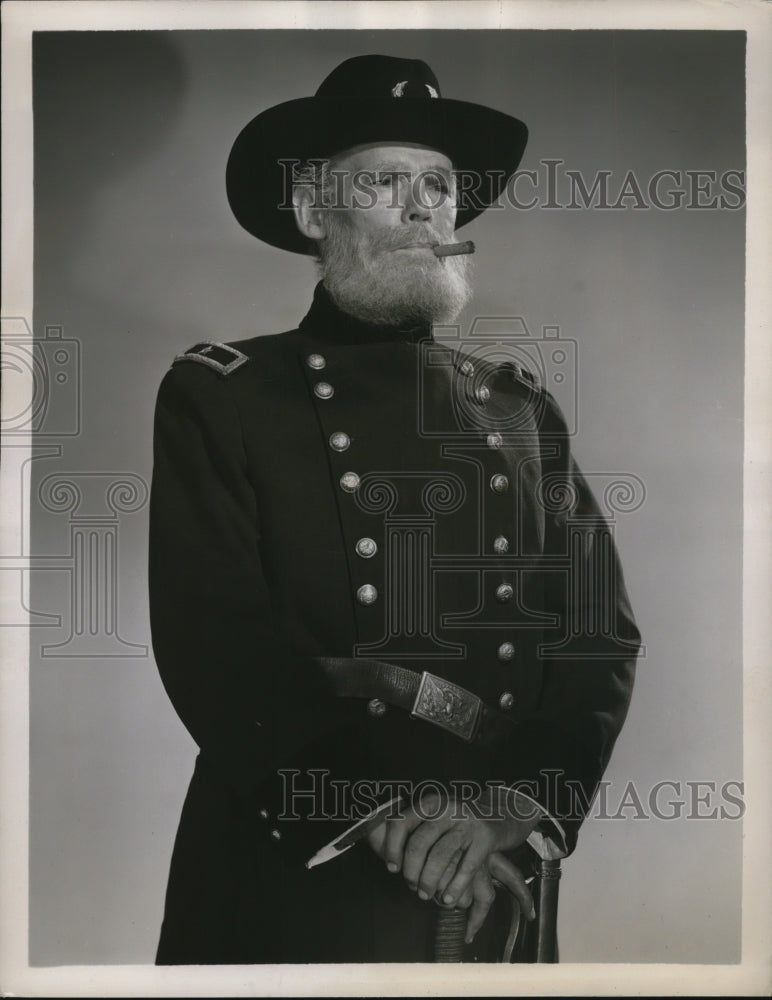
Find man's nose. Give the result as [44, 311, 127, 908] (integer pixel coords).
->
[400, 182, 432, 224]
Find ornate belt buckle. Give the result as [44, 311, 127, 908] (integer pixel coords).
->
[410, 672, 482, 743]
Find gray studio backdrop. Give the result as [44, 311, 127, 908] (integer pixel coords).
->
[28, 30, 744, 965]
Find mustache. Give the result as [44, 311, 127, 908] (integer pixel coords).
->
[322, 217, 452, 256]
[370, 224, 447, 252]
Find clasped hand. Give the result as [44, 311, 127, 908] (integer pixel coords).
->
[366, 790, 538, 944]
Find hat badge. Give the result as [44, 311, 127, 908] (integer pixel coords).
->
[391, 80, 439, 98]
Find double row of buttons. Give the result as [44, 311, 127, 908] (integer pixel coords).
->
[460, 357, 517, 708]
[459, 360, 511, 492]
[308, 353, 380, 607]
[308, 350, 516, 713]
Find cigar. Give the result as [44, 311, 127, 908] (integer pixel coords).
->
[432, 240, 476, 258]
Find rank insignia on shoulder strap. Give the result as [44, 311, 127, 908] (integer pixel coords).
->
[173, 341, 249, 376]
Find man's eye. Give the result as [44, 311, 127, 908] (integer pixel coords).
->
[425, 175, 449, 194]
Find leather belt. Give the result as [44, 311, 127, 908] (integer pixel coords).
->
[314, 657, 516, 752]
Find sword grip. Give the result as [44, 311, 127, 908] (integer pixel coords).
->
[433, 906, 467, 962]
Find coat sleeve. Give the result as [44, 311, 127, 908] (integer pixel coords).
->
[497, 387, 641, 855]
[148, 360, 357, 821]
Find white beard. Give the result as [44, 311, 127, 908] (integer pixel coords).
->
[317, 214, 473, 329]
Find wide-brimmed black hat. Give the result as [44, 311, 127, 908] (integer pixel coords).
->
[226, 54, 528, 254]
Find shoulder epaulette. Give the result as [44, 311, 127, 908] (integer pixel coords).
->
[172, 341, 249, 376]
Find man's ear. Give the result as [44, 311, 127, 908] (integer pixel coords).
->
[293, 186, 327, 242]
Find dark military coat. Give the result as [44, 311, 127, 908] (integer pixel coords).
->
[149, 283, 640, 964]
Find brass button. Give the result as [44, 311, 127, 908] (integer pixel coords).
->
[495, 583, 514, 603]
[487, 433, 503, 449]
[498, 642, 515, 661]
[490, 474, 509, 494]
[306, 353, 326, 370]
[340, 472, 361, 493]
[475, 385, 491, 404]
[258, 808, 269, 820]
[493, 535, 510, 554]
[314, 381, 334, 399]
[367, 698, 387, 718]
[270, 828, 282, 841]
[357, 584, 378, 606]
[459, 360, 475, 377]
[329, 431, 351, 452]
[499, 692, 515, 711]
[356, 537, 378, 559]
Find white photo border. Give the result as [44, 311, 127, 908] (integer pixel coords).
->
[1, 1, 770, 996]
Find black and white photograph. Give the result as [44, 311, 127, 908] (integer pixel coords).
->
[1, 1, 770, 995]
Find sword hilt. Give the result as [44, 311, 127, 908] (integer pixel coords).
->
[433, 906, 467, 962]
[431, 859, 562, 963]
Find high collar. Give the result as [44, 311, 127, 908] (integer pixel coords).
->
[298, 282, 433, 345]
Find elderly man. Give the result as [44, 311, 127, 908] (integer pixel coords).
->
[149, 54, 640, 964]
